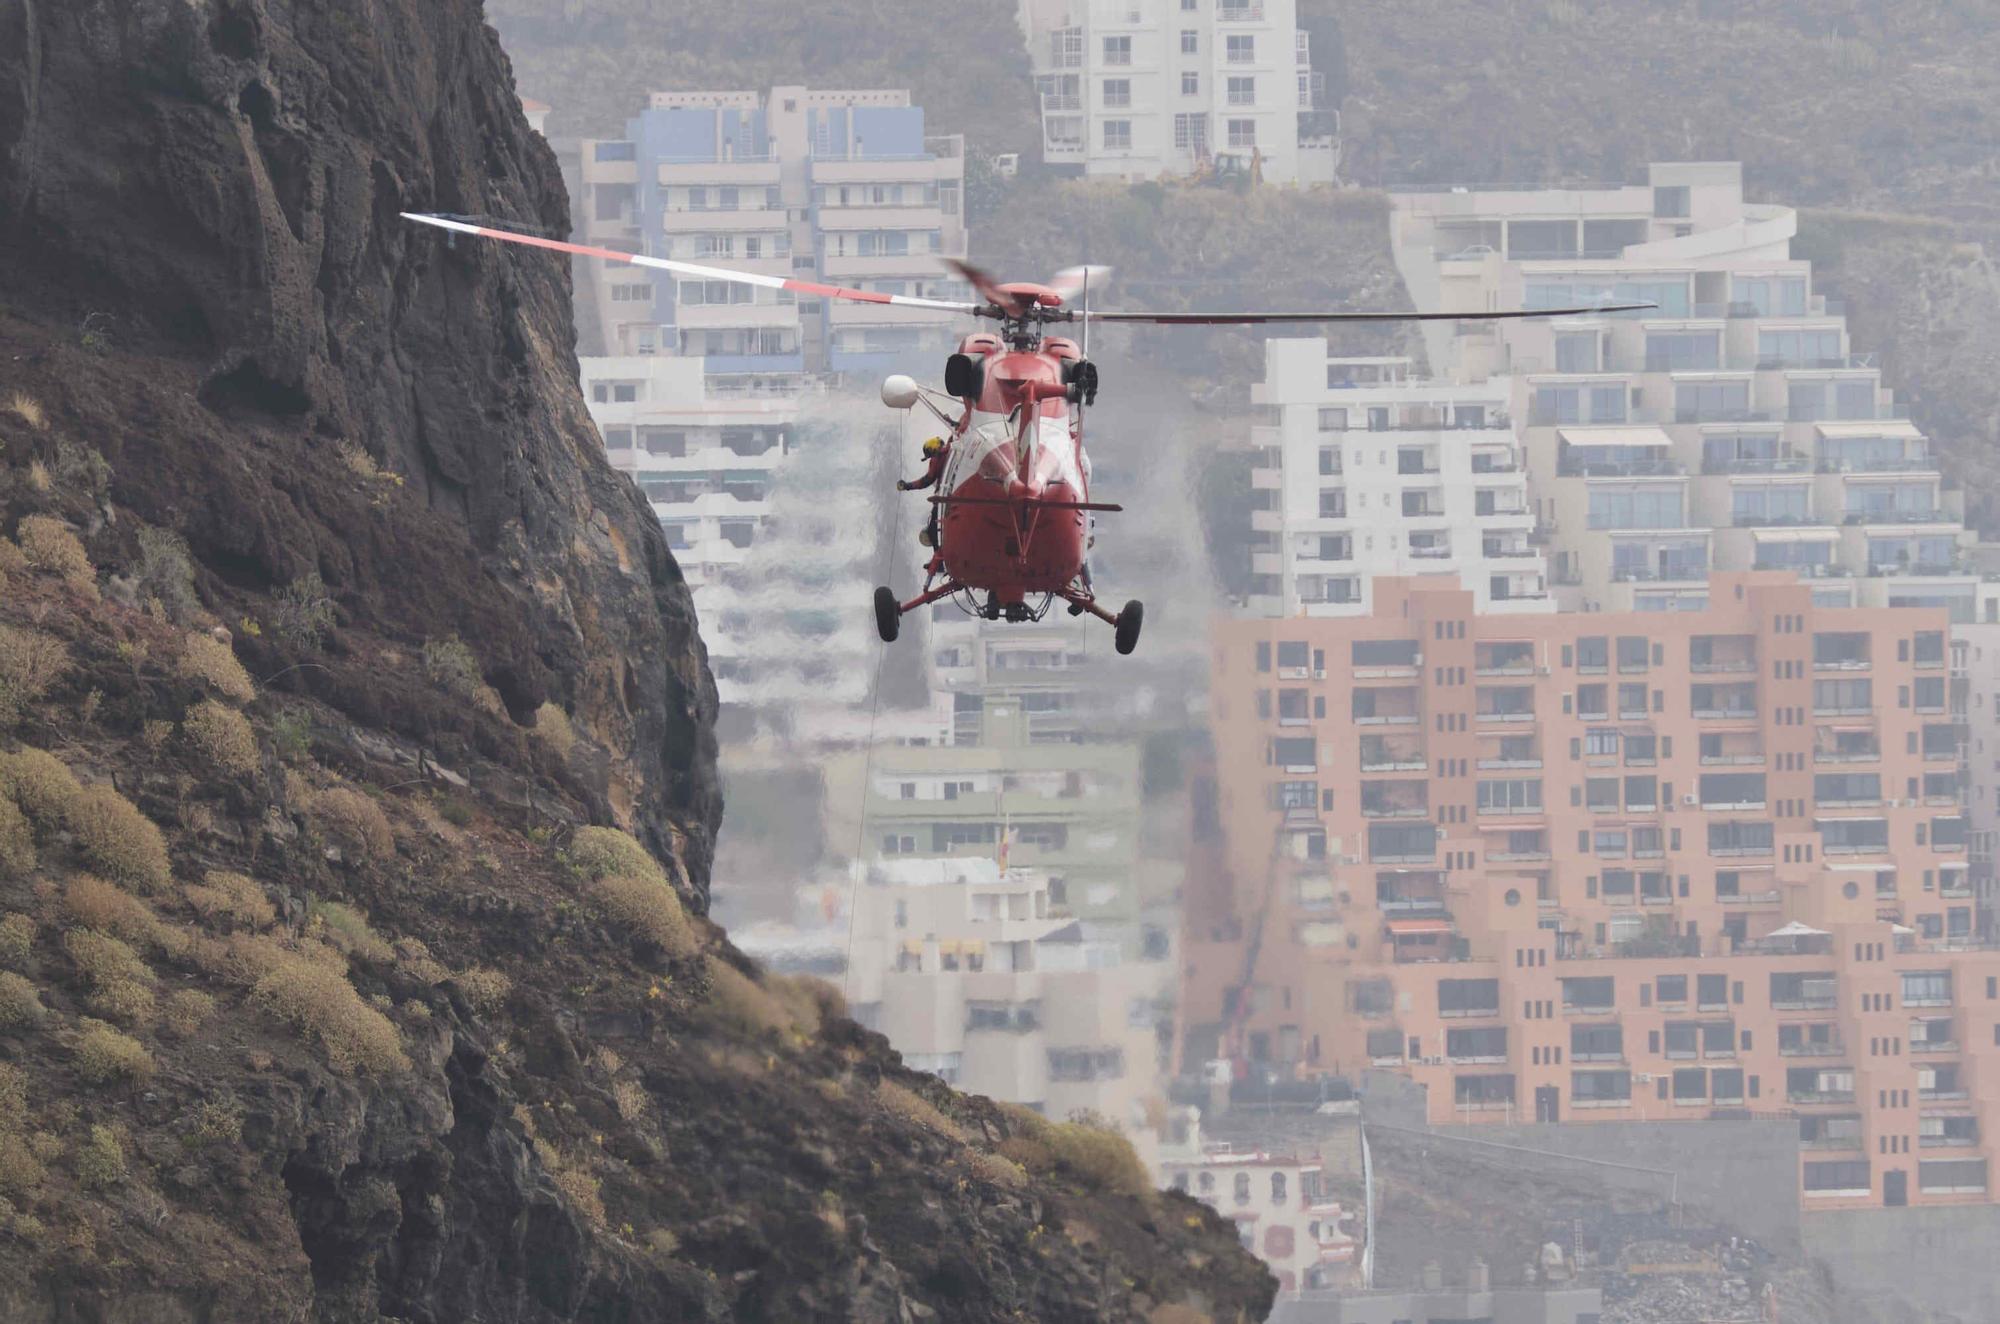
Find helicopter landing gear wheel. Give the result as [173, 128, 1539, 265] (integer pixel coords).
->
[1114, 600, 1144, 656]
[874, 587, 901, 643]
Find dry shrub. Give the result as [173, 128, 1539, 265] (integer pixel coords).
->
[569, 826, 666, 886]
[63, 927, 153, 990]
[0, 623, 68, 726]
[611, 1079, 649, 1123]
[73, 1125, 125, 1189]
[0, 747, 80, 824]
[592, 873, 697, 960]
[66, 782, 174, 894]
[182, 699, 259, 775]
[308, 787, 394, 862]
[135, 528, 200, 625]
[702, 955, 797, 1040]
[63, 875, 166, 949]
[769, 973, 840, 1037]
[454, 966, 510, 1013]
[0, 971, 43, 1027]
[643, 1228, 679, 1261]
[196, 932, 342, 987]
[251, 947, 409, 1074]
[0, 798, 32, 879]
[1042, 1120, 1151, 1200]
[310, 900, 391, 963]
[963, 1149, 1029, 1189]
[534, 1139, 606, 1229]
[162, 988, 216, 1038]
[0, 1061, 25, 1120]
[271, 573, 336, 650]
[393, 937, 449, 987]
[186, 1098, 242, 1147]
[0, 913, 31, 968]
[73, 1018, 154, 1084]
[178, 633, 255, 704]
[532, 702, 575, 758]
[0, 1134, 46, 1197]
[14, 516, 95, 598]
[87, 977, 155, 1026]
[65, 927, 156, 1027]
[184, 870, 275, 930]
[1147, 1306, 1214, 1324]
[5, 393, 45, 430]
[421, 636, 483, 699]
[877, 1079, 963, 1138]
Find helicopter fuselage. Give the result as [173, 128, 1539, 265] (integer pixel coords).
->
[933, 347, 1091, 606]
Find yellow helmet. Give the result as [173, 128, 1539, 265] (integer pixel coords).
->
[922, 436, 945, 459]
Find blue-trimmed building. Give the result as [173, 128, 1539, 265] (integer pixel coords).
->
[576, 85, 969, 380]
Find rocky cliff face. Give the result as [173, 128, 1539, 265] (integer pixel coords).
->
[1, 0, 719, 894]
[0, 2, 1274, 1321]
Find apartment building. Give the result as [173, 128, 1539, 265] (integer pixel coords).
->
[575, 85, 967, 372]
[1184, 574, 1997, 1210]
[1245, 345, 1549, 615]
[862, 725, 1144, 928]
[1960, 625, 2000, 937]
[580, 356, 905, 732]
[1159, 1142, 1358, 1293]
[1390, 163, 1977, 618]
[1017, 0, 1328, 183]
[844, 857, 1160, 1127]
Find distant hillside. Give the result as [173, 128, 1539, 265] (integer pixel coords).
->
[971, 179, 1417, 381]
[1317, 0, 2000, 214]
[485, 0, 1039, 158]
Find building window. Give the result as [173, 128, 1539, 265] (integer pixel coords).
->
[1181, 29, 1198, 54]
[1173, 113, 1208, 150]
[1226, 33, 1255, 63]
[1102, 78, 1131, 108]
[1181, 70, 1200, 96]
[1227, 119, 1256, 149]
[1102, 119, 1131, 150]
[1227, 76, 1256, 106]
[1103, 35, 1132, 65]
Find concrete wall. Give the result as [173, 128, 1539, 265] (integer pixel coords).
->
[1362, 1070, 1800, 1250]
[1806, 1206, 2000, 1324]
[1424, 1120, 1799, 1252]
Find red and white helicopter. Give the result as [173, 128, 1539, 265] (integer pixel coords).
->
[403, 212, 1646, 656]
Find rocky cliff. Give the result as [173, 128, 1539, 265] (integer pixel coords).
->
[0, 1, 1275, 1320]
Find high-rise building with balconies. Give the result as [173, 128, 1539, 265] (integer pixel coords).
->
[1242, 344, 1550, 616]
[575, 85, 967, 375]
[1390, 163, 1977, 620]
[1183, 573, 1995, 1212]
[1017, 0, 1331, 184]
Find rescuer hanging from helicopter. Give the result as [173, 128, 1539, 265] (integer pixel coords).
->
[898, 435, 950, 559]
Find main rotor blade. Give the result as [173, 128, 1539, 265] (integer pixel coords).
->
[941, 257, 1028, 318]
[402, 213, 987, 315]
[1049, 265, 1113, 306]
[1080, 303, 1656, 325]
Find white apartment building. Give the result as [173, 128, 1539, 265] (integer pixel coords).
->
[580, 355, 909, 731]
[1956, 625, 2000, 936]
[1017, 0, 1328, 184]
[575, 86, 968, 372]
[842, 857, 1165, 1129]
[1159, 1139, 1358, 1294]
[1245, 345, 1549, 616]
[1391, 162, 1978, 618]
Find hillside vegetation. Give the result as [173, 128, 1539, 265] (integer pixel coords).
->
[486, 0, 1040, 158]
